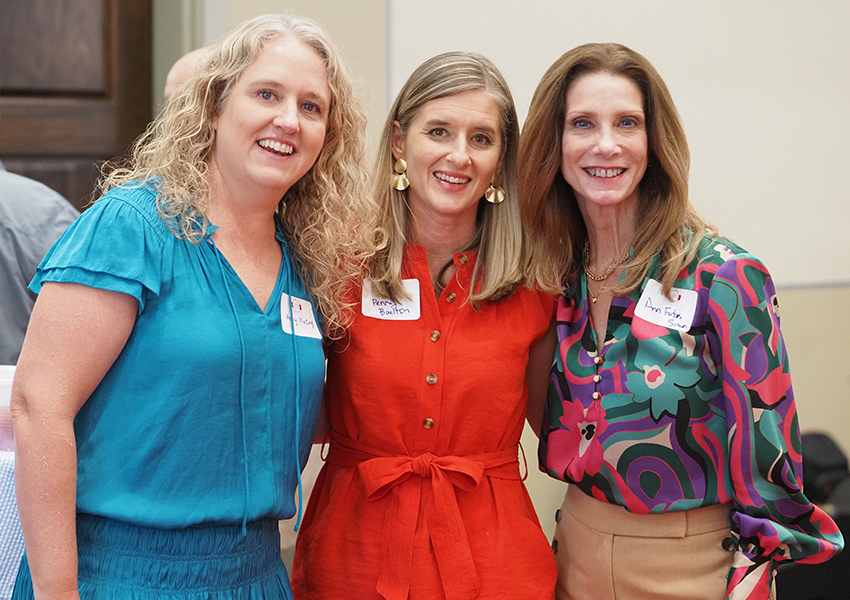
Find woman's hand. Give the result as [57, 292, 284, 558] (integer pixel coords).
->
[12, 282, 137, 598]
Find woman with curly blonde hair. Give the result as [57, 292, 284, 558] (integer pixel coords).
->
[11, 12, 375, 600]
[105, 12, 373, 337]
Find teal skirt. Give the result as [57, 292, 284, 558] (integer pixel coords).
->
[13, 514, 292, 599]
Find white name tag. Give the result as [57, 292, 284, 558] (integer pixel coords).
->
[361, 279, 421, 320]
[634, 279, 698, 332]
[281, 293, 322, 339]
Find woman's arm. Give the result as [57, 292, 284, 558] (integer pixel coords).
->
[11, 282, 137, 600]
[526, 319, 557, 438]
[706, 256, 844, 600]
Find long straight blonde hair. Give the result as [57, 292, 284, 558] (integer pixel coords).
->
[368, 51, 524, 306]
[520, 43, 714, 297]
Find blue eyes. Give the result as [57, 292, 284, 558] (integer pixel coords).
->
[572, 117, 639, 128]
[257, 91, 321, 114]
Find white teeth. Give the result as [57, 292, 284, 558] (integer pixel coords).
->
[434, 172, 470, 184]
[585, 168, 625, 178]
[258, 139, 294, 155]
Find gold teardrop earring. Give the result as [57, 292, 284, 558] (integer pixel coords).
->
[484, 172, 505, 204]
[391, 158, 409, 191]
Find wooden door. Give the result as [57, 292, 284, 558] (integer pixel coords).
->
[0, 0, 152, 211]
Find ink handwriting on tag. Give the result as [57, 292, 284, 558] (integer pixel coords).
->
[281, 293, 323, 339]
[361, 279, 421, 321]
[634, 279, 697, 332]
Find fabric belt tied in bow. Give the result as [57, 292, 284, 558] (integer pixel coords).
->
[327, 431, 522, 600]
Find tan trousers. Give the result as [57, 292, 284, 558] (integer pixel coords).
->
[553, 486, 737, 600]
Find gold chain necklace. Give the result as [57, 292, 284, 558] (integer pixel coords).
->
[583, 241, 630, 282]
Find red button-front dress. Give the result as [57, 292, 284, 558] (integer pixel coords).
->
[291, 243, 557, 600]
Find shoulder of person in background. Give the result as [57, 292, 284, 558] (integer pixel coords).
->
[0, 159, 79, 364]
[0, 159, 80, 253]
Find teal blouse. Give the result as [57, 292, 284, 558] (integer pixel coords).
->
[30, 183, 324, 529]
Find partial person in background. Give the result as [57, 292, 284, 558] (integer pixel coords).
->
[0, 162, 78, 365]
[520, 42, 843, 600]
[0, 94, 79, 365]
[163, 46, 211, 101]
[11, 12, 374, 600]
[291, 51, 558, 600]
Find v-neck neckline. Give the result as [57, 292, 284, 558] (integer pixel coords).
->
[204, 222, 288, 316]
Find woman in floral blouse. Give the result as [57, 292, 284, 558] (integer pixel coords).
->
[519, 42, 843, 600]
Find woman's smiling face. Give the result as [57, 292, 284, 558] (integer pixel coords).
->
[560, 72, 648, 212]
[392, 89, 504, 228]
[210, 36, 331, 201]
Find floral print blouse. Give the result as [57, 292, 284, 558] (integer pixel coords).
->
[539, 234, 843, 599]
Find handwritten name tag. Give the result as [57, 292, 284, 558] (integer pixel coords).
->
[634, 279, 698, 332]
[281, 293, 322, 339]
[361, 279, 421, 320]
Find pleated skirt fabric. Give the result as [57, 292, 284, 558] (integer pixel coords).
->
[13, 514, 292, 600]
[553, 485, 735, 600]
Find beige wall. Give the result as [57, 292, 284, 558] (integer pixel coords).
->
[152, 0, 184, 113]
[777, 286, 850, 454]
[152, 0, 850, 540]
[152, 0, 208, 115]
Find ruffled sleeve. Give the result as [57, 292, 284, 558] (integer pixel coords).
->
[706, 252, 844, 599]
[29, 185, 172, 314]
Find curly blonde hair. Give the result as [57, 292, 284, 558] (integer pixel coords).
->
[100, 12, 377, 338]
[520, 43, 715, 297]
[369, 51, 524, 306]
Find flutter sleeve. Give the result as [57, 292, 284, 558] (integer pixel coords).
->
[706, 253, 844, 600]
[29, 186, 171, 314]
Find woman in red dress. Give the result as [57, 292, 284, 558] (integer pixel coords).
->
[291, 51, 558, 600]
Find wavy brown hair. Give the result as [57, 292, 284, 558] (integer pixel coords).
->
[100, 12, 377, 338]
[520, 42, 714, 297]
[369, 51, 524, 306]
